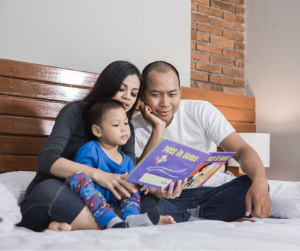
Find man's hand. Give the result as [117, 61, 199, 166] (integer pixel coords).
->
[139, 104, 166, 129]
[245, 178, 272, 218]
[150, 179, 187, 199]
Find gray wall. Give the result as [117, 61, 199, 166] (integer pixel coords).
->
[0, 0, 190, 86]
[246, 0, 300, 181]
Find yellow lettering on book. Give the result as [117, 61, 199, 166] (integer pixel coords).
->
[182, 152, 199, 162]
[162, 146, 178, 155]
[175, 149, 184, 157]
[219, 156, 230, 161]
[214, 155, 221, 161]
[206, 156, 216, 161]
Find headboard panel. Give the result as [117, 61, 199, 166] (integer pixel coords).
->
[0, 58, 255, 173]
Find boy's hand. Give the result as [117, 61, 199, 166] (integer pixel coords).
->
[139, 185, 149, 195]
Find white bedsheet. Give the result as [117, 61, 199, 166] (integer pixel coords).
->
[1, 218, 300, 250]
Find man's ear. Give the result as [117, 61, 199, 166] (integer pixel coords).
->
[92, 124, 102, 138]
[179, 86, 182, 98]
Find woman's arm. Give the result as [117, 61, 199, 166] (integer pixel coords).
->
[51, 158, 135, 200]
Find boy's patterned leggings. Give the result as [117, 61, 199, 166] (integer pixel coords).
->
[65, 171, 140, 227]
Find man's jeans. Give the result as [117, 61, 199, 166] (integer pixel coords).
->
[141, 175, 253, 222]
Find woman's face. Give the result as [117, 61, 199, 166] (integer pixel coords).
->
[112, 74, 140, 112]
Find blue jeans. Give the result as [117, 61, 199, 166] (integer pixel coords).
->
[18, 179, 85, 232]
[140, 175, 253, 222]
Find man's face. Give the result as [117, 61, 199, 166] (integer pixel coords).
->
[141, 70, 182, 126]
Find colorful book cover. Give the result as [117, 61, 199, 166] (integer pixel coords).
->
[127, 137, 235, 190]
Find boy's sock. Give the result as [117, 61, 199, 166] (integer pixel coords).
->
[124, 209, 160, 228]
[107, 217, 127, 229]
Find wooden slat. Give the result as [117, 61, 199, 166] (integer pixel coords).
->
[181, 87, 255, 110]
[217, 106, 255, 123]
[0, 135, 46, 155]
[0, 155, 37, 173]
[0, 58, 99, 87]
[0, 115, 54, 136]
[0, 96, 65, 119]
[134, 100, 255, 123]
[230, 122, 256, 133]
[0, 77, 90, 102]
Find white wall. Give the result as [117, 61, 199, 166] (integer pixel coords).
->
[246, 0, 300, 181]
[0, 0, 190, 86]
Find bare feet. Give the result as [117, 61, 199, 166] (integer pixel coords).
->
[157, 215, 176, 225]
[231, 217, 256, 223]
[48, 221, 72, 231]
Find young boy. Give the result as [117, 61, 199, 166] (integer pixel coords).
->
[65, 100, 160, 229]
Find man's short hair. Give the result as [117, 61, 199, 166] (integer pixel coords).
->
[142, 61, 180, 90]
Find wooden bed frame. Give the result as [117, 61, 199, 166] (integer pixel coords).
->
[0, 58, 255, 176]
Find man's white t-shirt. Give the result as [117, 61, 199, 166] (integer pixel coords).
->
[132, 99, 235, 158]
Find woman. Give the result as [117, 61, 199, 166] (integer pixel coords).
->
[18, 61, 145, 231]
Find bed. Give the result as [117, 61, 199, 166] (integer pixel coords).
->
[1, 58, 300, 250]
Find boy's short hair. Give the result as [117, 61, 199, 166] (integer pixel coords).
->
[142, 61, 180, 91]
[89, 99, 125, 128]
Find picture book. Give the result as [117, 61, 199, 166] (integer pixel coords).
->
[126, 137, 235, 190]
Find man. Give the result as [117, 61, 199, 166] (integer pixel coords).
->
[132, 61, 272, 222]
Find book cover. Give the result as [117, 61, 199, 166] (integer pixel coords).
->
[127, 137, 235, 190]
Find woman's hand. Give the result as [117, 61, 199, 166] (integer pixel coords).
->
[92, 170, 137, 200]
[150, 178, 187, 199]
[139, 104, 166, 130]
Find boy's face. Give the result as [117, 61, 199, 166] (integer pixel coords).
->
[93, 107, 130, 146]
[141, 70, 182, 126]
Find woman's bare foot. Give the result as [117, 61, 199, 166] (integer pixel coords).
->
[48, 221, 72, 231]
[231, 217, 256, 223]
[157, 215, 176, 225]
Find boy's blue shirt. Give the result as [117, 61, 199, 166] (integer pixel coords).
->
[73, 140, 135, 204]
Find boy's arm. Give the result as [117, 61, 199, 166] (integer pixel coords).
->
[219, 131, 272, 219]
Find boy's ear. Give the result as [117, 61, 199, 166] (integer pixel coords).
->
[92, 124, 102, 138]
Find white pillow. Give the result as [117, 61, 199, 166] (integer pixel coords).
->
[0, 171, 36, 205]
[0, 181, 22, 233]
[269, 180, 300, 219]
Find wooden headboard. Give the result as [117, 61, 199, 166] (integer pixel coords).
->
[0, 58, 255, 174]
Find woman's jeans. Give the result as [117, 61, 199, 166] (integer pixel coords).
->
[141, 175, 253, 222]
[18, 175, 252, 231]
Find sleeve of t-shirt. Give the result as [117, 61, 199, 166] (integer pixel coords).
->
[120, 121, 136, 165]
[73, 143, 98, 169]
[126, 157, 136, 174]
[135, 140, 143, 159]
[36, 103, 83, 175]
[198, 102, 235, 146]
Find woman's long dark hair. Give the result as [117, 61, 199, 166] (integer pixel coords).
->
[83, 61, 142, 118]
[77, 60, 142, 139]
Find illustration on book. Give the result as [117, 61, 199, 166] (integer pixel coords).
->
[127, 137, 235, 190]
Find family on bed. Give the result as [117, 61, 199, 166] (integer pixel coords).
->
[17, 61, 272, 232]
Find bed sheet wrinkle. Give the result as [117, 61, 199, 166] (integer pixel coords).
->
[1, 219, 300, 250]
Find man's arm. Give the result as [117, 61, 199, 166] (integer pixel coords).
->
[136, 105, 166, 165]
[136, 104, 187, 198]
[219, 131, 272, 219]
